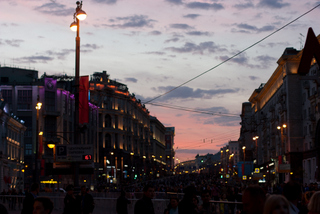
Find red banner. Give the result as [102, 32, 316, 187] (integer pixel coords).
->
[242, 164, 244, 175]
[79, 76, 89, 124]
[278, 155, 282, 164]
[41, 159, 45, 176]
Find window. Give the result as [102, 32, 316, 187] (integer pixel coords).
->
[105, 134, 111, 149]
[105, 114, 112, 128]
[18, 90, 32, 110]
[25, 144, 32, 155]
[45, 91, 55, 111]
[1, 90, 12, 104]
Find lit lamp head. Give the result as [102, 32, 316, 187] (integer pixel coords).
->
[76, 9, 87, 21]
[277, 126, 281, 130]
[47, 144, 55, 149]
[242, 146, 246, 150]
[47, 141, 55, 149]
[35, 102, 42, 110]
[283, 124, 287, 128]
[70, 21, 77, 31]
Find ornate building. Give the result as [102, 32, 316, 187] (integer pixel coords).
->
[239, 28, 320, 184]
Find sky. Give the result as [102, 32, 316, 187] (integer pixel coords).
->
[1, 0, 320, 162]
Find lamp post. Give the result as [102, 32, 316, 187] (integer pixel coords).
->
[70, 1, 87, 188]
[34, 96, 42, 183]
[242, 146, 246, 161]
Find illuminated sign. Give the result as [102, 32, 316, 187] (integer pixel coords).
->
[226, 174, 230, 178]
[83, 155, 92, 160]
[255, 168, 260, 173]
[242, 175, 247, 180]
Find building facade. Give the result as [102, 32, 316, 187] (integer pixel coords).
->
[0, 99, 26, 191]
[239, 29, 320, 184]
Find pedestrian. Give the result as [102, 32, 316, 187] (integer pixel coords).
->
[199, 189, 215, 214]
[21, 183, 39, 214]
[134, 184, 155, 214]
[263, 195, 290, 214]
[33, 197, 54, 214]
[63, 185, 77, 214]
[0, 203, 8, 214]
[178, 185, 198, 214]
[308, 191, 320, 214]
[283, 181, 302, 214]
[116, 190, 131, 214]
[164, 197, 179, 214]
[77, 186, 94, 214]
[242, 185, 266, 214]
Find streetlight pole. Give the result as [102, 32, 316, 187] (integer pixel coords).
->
[70, 1, 87, 188]
[242, 146, 246, 162]
[34, 96, 42, 183]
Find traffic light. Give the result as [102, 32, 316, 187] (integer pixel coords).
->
[201, 159, 204, 163]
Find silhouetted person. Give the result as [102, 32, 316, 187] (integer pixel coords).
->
[242, 185, 266, 214]
[178, 185, 198, 214]
[21, 183, 39, 214]
[283, 181, 302, 214]
[33, 197, 54, 214]
[199, 189, 215, 214]
[63, 185, 77, 214]
[77, 186, 94, 214]
[134, 184, 155, 214]
[116, 190, 131, 214]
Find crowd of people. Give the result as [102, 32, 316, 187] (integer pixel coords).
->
[0, 173, 319, 214]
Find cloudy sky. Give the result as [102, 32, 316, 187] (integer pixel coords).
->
[1, 0, 320, 162]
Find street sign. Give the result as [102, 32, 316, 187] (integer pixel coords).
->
[56, 144, 93, 162]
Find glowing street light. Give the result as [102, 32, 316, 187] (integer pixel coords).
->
[70, 1, 87, 187]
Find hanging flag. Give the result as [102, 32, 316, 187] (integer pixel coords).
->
[278, 155, 282, 164]
[79, 76, 89, 124]
[39, 134, 43, 159]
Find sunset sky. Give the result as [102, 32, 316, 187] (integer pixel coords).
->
[1, 0, 320, 162]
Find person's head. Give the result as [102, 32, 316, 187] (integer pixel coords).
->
[201, 189, 211, 204]
[263, 195, 289, 214]
[81, 185, 87, 195]
[33, 197, 54, 214]
[192, 195, 199, 205]
[65, 185, 74, 195]
[308, 191, 320, 213]
[30, 183, 40, 194]
[184, 185, 197, 199]
[242, 185, 266, 214]
[170, 197, 179, 209]
[283, 181, 302, 204]
[143, 184, 155, 199]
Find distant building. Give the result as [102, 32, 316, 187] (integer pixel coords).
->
[165, 127, 175, 174]
[0, 98, 26, 191]
[150, 116, 166, 177]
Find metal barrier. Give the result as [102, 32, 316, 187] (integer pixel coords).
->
[0, 195, 242, 214]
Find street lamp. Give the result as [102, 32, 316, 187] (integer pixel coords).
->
[242, 146, 246, 161]
[34, 96, 42, 183]
[70, 0, 87, 188]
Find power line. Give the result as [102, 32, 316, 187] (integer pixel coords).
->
[147, 102, 240, 117]
[143, 3, 320, 104]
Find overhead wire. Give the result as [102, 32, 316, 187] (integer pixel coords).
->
[143, 3, 320, 105]
[147, 102, 240, 117]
